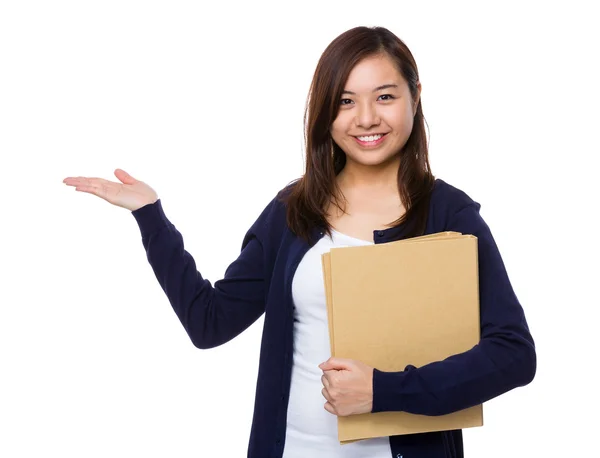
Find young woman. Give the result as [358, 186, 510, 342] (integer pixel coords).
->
[63, 26, 536, 458]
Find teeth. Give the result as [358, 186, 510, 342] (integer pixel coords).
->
[357, 134, 383, 142]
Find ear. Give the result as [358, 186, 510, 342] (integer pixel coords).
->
[413, 81, 422, 116]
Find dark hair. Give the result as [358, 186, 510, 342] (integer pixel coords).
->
[280, 26, 435, 244]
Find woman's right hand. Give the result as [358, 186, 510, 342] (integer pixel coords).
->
[63, 168, 159, 212]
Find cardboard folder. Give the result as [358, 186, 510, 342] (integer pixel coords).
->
[321, 232, 483, 443]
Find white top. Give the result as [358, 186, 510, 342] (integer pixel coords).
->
[282, 229, 391, 457]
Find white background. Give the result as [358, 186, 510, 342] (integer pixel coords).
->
[1, 1, 598, 456]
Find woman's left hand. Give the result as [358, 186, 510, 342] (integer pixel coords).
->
[318, 357, 374, 416]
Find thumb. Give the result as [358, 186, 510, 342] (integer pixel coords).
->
[114, 168, 137, 185]
[319, 357, 352, 371]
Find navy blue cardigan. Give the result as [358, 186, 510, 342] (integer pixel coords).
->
[131, 178, 536, 458]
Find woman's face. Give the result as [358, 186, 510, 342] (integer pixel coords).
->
[330, 53, 420, 170]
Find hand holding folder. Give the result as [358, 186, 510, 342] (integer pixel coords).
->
[321, 232, 483, 443]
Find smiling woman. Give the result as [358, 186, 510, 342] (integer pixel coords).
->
[283, 26, 431, 245]
[63, 25, 536, 458]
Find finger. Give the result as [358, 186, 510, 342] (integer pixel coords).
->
[319, 360, 330, 370]
[321, 387, 333, 403]
[63, 176, 89, 186]
[74, 181, 113, 200]
[71, 179, 100, 192]
[323, 357, 352, 371]
[74, 184, 102, 197]
[74, 186, 93, 194]
[321, 373, 330, 389]
[114, 168, 137, 184]
[64, 176, 111, 187]
[324, 401, 336, 416]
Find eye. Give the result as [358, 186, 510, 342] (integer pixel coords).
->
[378, 94, 396, 101]
[340, 98, 353, 105]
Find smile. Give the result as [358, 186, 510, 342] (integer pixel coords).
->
[353, 133, 388, 147]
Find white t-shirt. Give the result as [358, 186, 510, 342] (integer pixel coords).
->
[282, 229, 391, 458]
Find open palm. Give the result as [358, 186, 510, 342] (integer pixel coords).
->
[63, 168, 159, 212]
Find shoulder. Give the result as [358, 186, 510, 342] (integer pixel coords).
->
[429, 178, 484, 231]
[431, 178, 481, 213]
[244, 179, 299, 239]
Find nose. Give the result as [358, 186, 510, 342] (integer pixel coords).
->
[355, 102, 381, 129]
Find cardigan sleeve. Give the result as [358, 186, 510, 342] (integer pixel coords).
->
[131, 198, 270, 349]
[371, 203, 536, 415]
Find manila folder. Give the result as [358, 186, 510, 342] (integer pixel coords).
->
[322, 233, 483, 443]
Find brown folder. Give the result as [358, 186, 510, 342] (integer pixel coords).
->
[321, 232, 483, 443]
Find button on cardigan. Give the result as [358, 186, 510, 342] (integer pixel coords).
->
[131, 178, 536, 458]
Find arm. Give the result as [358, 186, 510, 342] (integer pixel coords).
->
[131, 198, 268, 349]
[371, 203, 536, 416]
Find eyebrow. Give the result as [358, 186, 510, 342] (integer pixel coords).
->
[341, 84, 399, 95]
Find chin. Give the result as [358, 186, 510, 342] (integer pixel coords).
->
[347, 151, 399, 167]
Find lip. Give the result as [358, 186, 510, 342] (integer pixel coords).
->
[353, 133, 389, 147]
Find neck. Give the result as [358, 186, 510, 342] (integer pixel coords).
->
[336, 156, 400, 194]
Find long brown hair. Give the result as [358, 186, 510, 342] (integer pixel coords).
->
[280, 26, 435, 244]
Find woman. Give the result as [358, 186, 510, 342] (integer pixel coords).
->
[63, 26, 536, 458]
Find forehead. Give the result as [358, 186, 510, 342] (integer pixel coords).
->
[344, 54, 406, 91]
